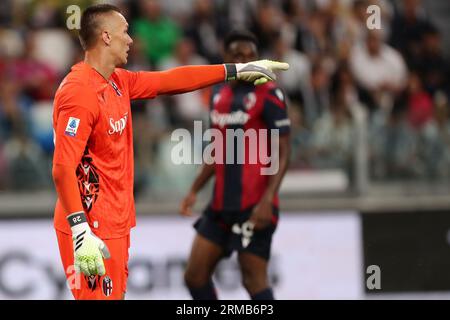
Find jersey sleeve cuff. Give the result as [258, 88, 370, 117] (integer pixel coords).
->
[224, 64, 237, 81]
[67, 211, 87, 227]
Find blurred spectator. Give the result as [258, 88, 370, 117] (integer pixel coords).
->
[2, 132, 49, 191]
[126, 38, 151, 72]
[306, 59, 331, 128]
[27, 0, 62, 28]
[419, 92, 450, 179]
[185, 0, 227, 64]
[30, 29, 77, 74]
[331, 62, 362, 112]
[389, 0, 434, 67]
[316, 0, 350, 59]
[413, 25, 449, 97]
[0, 145, 6, 189]
[226, 0, 256, 28]
[0, 70, 51, 191]
[344, 0, 371, 45]
[249, 1, 285, 57]
[132, 0, 181, 67]
[10, 31, 58, 101]
[158, 37, 209, 127]
[331, 0, 393, 48]
[0, 80, 25, 141]
[0, 0, 13, 27]
[323, 0, 366, 63]
[27, 0, 93, 28]
[397, 72, 433, 130]
[310, 64, 357, 173]
[366, 0, 394, 38]
[297, 8, 334, 62]
[289, 103, 312, 169]
[370, 105, 422, 179]
[270, 31, 312, 110]
[279, 0, 307, 50]
[0, 29, 24, 58]
[350, 30, 408, 112]
[29, 101, 54, 155]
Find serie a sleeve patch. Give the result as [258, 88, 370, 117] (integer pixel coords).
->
[65, 117, 81, 137]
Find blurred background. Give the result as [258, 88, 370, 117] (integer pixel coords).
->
[0, 0, 450, 299]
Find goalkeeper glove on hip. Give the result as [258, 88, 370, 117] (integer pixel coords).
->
[67, 211, 110, 276]
[224, 59, 290, 85]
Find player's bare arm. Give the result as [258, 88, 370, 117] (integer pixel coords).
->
[250, 135, 291, 230]
[180, 163, 215, 217]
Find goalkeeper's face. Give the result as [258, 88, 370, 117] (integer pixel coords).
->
[105, 12, 133, 66]
[224, 40, 258, 64]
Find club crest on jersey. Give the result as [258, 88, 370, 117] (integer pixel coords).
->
[65, 117, 80, 137]
[108, 113, 128, 135]
[102, 276, 113, 297]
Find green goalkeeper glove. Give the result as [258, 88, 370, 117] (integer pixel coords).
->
[67, 212, 110, 276]
[224, 59, 290, 85]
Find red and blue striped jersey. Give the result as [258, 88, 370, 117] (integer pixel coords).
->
[208, 81, 290, 211]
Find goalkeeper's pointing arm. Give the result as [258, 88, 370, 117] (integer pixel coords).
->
[127, 60, 289, 98]
[157, 60, 289, 94]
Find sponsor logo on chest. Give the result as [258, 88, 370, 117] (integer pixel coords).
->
[210, 110, 250, 127]
[211, 91, 256, 128]
[108, 112, 128, 135]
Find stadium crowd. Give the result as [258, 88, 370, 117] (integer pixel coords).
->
[0, 0, 448, 194]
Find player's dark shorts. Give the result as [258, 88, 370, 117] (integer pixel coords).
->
[194, 205, 279, 261]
